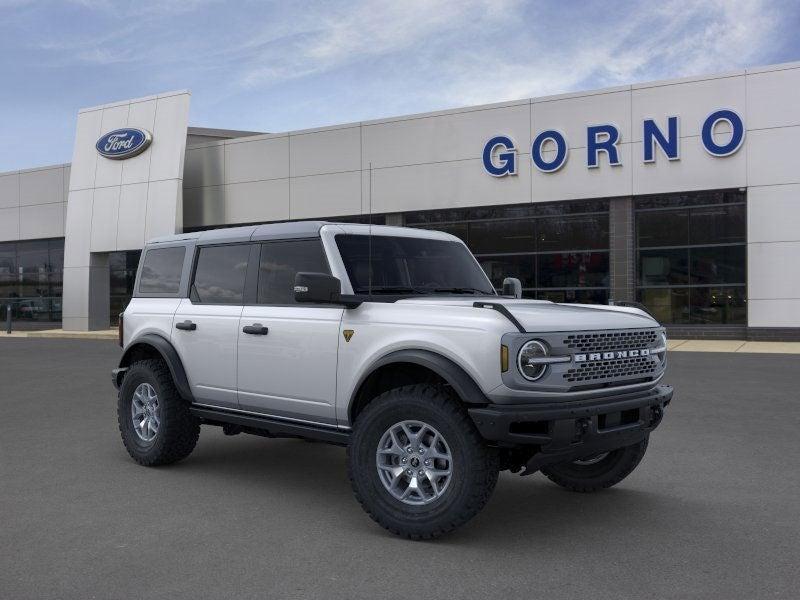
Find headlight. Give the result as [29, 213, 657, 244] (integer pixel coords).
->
[657, 330, 668, 362]
[517, 340, 549, 381]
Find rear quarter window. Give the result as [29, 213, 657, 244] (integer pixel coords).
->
[138, 247, 185, 294]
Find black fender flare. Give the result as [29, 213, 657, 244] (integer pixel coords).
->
[118, 333, 194, 401]
[351, 349, 490, 418]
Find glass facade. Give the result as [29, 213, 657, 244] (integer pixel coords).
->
[0, 192, 747, 329]
[635, 190, 746, 325]
[404, 201, 611, 303]
[109, 250, 141, 324]
[0, 238, 64, 323]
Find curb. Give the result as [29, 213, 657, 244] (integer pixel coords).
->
[0, 329, 117, 341]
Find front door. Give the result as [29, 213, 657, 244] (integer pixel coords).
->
[237, 239, 343, 426]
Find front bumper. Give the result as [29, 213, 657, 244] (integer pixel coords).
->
[468, 384, 672, 473]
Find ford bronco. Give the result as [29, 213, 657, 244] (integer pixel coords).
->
[113, 221, 671, 539]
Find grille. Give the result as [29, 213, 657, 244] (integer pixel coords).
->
[563, 329, 659, 353]
[563, 356, 657, 383]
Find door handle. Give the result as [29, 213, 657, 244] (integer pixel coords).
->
[242, 323, 269, 335]
[175, 320, 197, 331]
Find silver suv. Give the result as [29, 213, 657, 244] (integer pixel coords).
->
[113, 221, 672, 539]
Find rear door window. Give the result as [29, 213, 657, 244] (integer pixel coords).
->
[138, 247, 185, 294]
[192, 244, 251, 304]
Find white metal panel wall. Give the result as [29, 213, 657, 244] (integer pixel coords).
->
[743, 65, 800, 328]
[182, 61, 800, 328]
[0, 164, 69, 242]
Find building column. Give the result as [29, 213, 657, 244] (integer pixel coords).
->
[61, 91, 190, 331]
[609, 197, 634, 303]
[62, 253, 110, 331]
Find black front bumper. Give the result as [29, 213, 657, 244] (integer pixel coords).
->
[468, 384, 672, 473]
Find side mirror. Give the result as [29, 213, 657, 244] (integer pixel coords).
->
[502, 277, 522, 299]
[294, 272, 343, 304]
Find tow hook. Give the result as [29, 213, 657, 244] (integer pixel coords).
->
[650, 406, 663, 427]
[573, 418, 589, 442]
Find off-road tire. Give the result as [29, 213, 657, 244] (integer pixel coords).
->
[117, 359, 200, 466]
[540, 437, 649, 493]
[347, 384, 499, 540]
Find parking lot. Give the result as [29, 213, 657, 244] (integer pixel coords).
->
[1, 338, 798, 599]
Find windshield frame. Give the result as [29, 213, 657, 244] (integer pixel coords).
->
[331, 231, 498, 299]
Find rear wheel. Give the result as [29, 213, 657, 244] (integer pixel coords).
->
[347, 384, 499, 539]
[117, 359, 200, 466]
[540, 437, 649, 493]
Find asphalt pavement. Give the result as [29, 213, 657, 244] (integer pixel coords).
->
[0, 338, 798, 599]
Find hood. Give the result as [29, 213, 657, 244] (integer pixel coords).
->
[396, 297, 659, 332]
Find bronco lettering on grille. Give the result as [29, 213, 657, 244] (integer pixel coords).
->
[574, 348, 650, 362]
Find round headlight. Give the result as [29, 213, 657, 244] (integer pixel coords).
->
[518, 340, 549, 381]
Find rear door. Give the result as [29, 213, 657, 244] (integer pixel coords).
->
[172, 243, 253, 409]
[237, 238, 343, 425]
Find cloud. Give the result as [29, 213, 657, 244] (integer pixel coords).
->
[15, 0, 787, 101]
[0, 0, 795, 170]
[420, 0, 784, 106]
[220, 0, 787, 112]
[236, 0, 517, 88]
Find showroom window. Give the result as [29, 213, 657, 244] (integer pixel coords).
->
[109, 250, 142, 324]
[405, 201, 610, 303]
[0, 238, 64, 324]
[635, 189, 746, 325]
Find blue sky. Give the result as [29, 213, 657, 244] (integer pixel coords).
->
[0, 0, 798, 171]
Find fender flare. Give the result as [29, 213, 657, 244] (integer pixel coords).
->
[118, 333, 194, 401]
[351, 349, 490, 416]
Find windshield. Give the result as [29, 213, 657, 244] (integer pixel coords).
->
[335, 234, 496, 296]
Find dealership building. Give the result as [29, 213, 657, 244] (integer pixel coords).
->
[1, 60, 799, 339]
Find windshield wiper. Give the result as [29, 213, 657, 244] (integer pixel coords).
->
[432, 287, 492, 295]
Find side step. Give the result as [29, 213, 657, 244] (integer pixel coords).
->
[189, 406, 350, 446]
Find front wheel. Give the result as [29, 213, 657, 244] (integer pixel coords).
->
[347, 384, 499, 540]
[540, 437, 649, 493]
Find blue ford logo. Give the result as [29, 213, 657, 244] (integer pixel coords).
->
[96, 128, 152, 160]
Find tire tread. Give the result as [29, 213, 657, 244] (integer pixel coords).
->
[347, 384, 498, 540]
[117, 358, 200, 466]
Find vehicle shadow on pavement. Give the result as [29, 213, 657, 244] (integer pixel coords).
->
[160, 430, 681, 545]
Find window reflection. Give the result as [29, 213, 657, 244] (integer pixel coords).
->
[405, 201, 611, 304]
[109, 250, 142, 324]
[0, 238, 65, 324]
[636, 190, 746, 325]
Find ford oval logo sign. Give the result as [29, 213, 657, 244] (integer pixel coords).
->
[96, 128, 152, 160]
